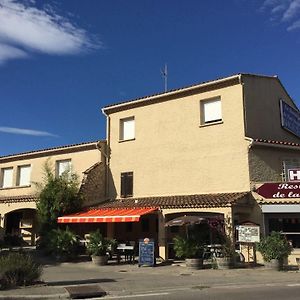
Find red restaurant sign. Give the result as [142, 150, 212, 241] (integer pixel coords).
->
[256, 182, 300, 199]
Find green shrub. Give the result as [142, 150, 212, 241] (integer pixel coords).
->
[173, 236, 203, 259]
[47, 227, 79, 259]
[257, 231, 292, 262]
[0, 252, 42, 290]
[86, 230, 116, 256]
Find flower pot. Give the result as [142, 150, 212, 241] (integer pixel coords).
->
[215, 257, 234, 269]
[91, 255, 108, 265]
[185, 258, 203, 269]
[264, 259, 282, 271]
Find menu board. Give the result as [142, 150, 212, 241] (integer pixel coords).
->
[237, 225, 260, 243]
[138, 238, 155, 267]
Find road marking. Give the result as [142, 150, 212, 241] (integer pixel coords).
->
[102, 292, 170, 299]
[287, 283, 300, 287]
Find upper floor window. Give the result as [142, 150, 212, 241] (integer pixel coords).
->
[201, 98, 222, 125]
[1, 167, 13, 188]
[283, 159, 300, 181]
[56, 159, 71, 178]
[120, 117, 135, 141]
[121, 171, 133, 198]
[17, 165, 31, 186]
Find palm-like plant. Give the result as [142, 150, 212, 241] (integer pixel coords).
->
[86, 230, 116, 256]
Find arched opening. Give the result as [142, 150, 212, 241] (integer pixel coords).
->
[4, 208, 37, 246]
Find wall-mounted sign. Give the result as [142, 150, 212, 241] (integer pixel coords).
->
[280, 100, 300, 138]
[256, 182, 300, 199]
[288, 169, 300, 182]
[237, 225, 260, 243]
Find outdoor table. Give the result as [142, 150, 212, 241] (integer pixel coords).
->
[116, 245, 135, 264]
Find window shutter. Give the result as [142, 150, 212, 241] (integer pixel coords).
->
[2, 168, 13, 188]
[19, 165, 31, 186]
[204, 99, 222, 123]
[121, 173, 126, 197]
[120, 172, 133, 198]
[122, 118, 135, 140]
[58, 160, 71, 177]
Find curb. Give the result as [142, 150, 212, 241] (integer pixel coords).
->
[0, 292, 69, 299]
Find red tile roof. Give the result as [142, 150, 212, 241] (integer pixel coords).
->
[102, 73, 277, 114]
[93, 192, 250, 209]
[0, 195, 37, 203]
[253, 139, 300, 148]
[0, 140, 105, 162]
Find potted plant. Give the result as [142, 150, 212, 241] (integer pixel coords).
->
[256, 231, 292, 270]
[86, 230, 116, 265]
[214, 232, 236, 269]
[47, 227, 79, 261]
[173, 236, 204, 269]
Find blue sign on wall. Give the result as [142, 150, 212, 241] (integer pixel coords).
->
[138, 238, 155, 267]
[280, 100, 300, 138]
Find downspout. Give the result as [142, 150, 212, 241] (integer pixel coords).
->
[101, 108, 111, 199]
[240, 75, 252, 193]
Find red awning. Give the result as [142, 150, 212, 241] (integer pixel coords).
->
[57, 207, 157, 223]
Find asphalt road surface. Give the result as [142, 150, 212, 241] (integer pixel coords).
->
[98, 283, 300, 300]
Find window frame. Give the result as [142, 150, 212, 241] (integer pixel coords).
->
[56, 159, 72, 178]
[1, 167, 13, 188]
[200, 97, 222, 126]
[17, 164, 31, 187]
[120, 171, 133, 198]
[119, 116, 135, 142]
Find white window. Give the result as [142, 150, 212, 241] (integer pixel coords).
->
[120, 117, 135, 141]
[17, 165, 31, 186]
[201, 98, 222, 124]
[283, 159, 300, 181]
[1, 167, 13, 188]
[56, 159, 71, 178]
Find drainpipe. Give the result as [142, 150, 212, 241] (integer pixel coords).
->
[239, 74, 248, 137]
[101, 108, 111, 199]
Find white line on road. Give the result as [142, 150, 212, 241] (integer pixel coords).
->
[287, 283, 300, 287]
[96, 292, 170, 299]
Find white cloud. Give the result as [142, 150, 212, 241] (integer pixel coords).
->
[287, 19, 300, 30]
[0, 126, 58, 137]
[259, 0, 300, 31]
[0, 43, 27, 63]
[282, 0, 300, 21]
[0, 0, 101, 63]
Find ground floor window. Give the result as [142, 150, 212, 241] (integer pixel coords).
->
[265, 214, 300, 248]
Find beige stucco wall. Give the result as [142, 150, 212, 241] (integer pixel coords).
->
[0, 147, 102, 198]
[243, 76, 300, 142]
[249, 146, 300, 183]
[108, 84, 251, 198]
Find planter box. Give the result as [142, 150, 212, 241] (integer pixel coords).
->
[185, 258, 203, 269]
[91, 255, 108, 265]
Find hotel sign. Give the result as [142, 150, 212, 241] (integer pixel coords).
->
[256, 182, 300, 199]
[288, 169, 300, 182]
[280, 100, 300, 138]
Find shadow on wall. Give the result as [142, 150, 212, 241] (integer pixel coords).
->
[108, 167, 117, 200]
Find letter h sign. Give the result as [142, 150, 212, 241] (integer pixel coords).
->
[288, 169, 300, 181]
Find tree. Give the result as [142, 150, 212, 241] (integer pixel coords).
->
[36, 162, 82, 238]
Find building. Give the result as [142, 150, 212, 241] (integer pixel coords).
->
[0, 141, 106, 245]
[88, 73, 300, 263]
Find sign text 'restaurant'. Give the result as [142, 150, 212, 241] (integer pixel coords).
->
[256, 182, 300, 199]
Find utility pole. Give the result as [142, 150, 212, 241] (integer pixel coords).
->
[161, 64, 168, 92]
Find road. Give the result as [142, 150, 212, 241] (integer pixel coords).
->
[100, 283, 300, 300]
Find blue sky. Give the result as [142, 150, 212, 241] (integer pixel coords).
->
[1, 0, 300, 156]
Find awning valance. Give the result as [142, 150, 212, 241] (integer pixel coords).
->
[57, 207, 157, 223]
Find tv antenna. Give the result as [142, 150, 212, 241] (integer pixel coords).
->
[160, 64, 168, 92]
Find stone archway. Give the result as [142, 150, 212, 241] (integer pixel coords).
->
[4, 208, 37, 246]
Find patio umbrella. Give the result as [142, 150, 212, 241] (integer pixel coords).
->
[164, 215, 206, 227]
[165, 215, 207, 239]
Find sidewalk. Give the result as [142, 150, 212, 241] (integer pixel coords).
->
[1, 261, 300, 299]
